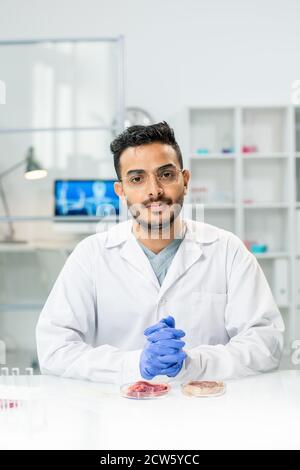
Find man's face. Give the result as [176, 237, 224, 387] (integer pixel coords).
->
[114, 143, 190, 233]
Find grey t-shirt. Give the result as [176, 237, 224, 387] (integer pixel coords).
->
[137, 230, 185, 286]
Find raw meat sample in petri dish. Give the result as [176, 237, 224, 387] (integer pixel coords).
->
[121, 380, 171, 400]
[181, 380, 226, 397]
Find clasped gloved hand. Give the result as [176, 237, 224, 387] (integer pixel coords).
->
[139, 315, 187, 380]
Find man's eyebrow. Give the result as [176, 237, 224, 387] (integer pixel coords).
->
[156, 163, 177, 171]
[125, 163, 176, 177]
[125, 169, 146, 176]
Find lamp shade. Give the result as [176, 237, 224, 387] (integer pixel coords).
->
[24, 147, 47, 180]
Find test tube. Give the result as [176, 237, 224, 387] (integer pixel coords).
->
[1, 366, 9, 377]
[25, 367, 34, 388]
[1, 367, 9, 411]
[11, 367, 19, 376]
[11, 367, 20, 409]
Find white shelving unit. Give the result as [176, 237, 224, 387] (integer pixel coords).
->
[173, 105, 300, 353]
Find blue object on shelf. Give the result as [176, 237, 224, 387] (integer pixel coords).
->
[250, 244, 268, 254]
[221, 147, 235, 154]
[196, 148, 209, 155]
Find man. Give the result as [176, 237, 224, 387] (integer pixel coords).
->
[36, 121, 284, 384]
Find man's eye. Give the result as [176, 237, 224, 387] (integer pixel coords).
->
[160, 171, 175, 179]
[130, 176, 143, 184]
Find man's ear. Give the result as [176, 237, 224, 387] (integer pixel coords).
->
[183, 169, 190, 194]
[114, 181, 127, 204]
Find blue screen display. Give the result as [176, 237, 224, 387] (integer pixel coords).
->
[55, 180, 119, 216]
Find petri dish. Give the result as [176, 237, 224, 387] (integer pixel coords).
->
[181, 380, 226, 398]
[120, 380, 171, 400]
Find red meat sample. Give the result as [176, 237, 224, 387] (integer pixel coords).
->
[125, 380, 170, 398]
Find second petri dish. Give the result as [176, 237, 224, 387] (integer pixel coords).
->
[181, 380, 226, 398]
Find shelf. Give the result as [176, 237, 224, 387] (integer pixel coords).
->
[191, 154, 236, 160]
[182, 105, 299, 350]
[242, 203, 289, 209]
[241, 153, 289, 159]
[253, 252, 290, 259]
[202, 203, 236, 209]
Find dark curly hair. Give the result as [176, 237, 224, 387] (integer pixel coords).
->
[110, 121, 183, 180]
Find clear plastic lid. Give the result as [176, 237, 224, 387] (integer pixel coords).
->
[181, 380, 226, 398]
[120, 380, 171, 400]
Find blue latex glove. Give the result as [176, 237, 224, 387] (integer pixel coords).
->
[139, 341, 187, 379]
[143, 315, 175, 336]
[140, 316, 187, 380]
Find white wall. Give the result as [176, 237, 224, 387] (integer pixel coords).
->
[1, 0, 300, 122]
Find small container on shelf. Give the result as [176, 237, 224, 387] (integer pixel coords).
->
[221, 147, 235, 154]
[244, 240, 268, 253]
[242, 145, 258, 154]
[250, 243, 268, 254]
[195, 147, 210, 155]
[220, 134, 234, 154]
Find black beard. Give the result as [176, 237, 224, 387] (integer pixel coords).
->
[138, 210, 176, 233]
[128, 194, 184, 234]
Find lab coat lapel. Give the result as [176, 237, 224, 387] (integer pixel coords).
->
[105, 218, 219, 297]
[157, 219, 219, 301]
[119, 232, 161, 291]
[157, 236, 203, 301]
[105, 219, 160, 290]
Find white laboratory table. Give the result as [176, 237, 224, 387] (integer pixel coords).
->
[0, 370, 300, 450]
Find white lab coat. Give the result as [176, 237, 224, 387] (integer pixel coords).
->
[36, 218, 285, 384]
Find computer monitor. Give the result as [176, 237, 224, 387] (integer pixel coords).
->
[54, 179, 120, 217]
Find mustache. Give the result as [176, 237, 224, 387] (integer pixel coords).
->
[142, 197, 173, 207]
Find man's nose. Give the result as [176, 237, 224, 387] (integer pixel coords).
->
[146, 173, 164, 198]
